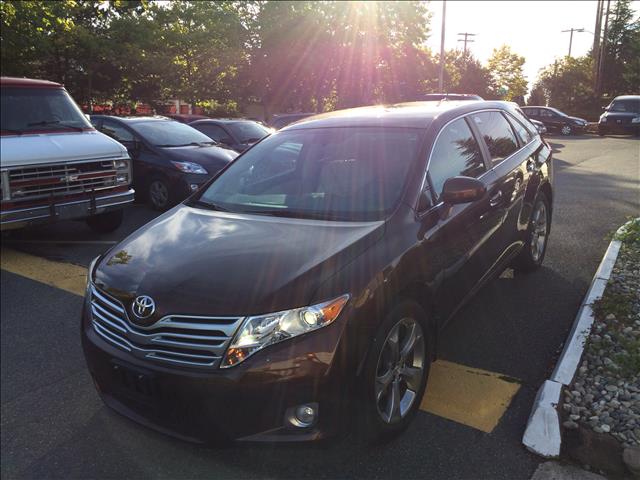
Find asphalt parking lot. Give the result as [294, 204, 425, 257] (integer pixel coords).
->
[1, 135, 639, 480]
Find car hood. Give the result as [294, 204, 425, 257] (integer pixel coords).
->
[567, 116, 587, 124]
[94, 204, 384, 318]
[159, 144, 238, 170]
[0, 130, 127, 168]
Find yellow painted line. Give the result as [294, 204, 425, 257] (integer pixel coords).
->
[1, 247, 86, 297]
[420, 360, 521, 433]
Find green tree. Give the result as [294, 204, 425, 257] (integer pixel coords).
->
[527, 83, 546, 106]
[600, 0, 640, 97]
[486, 45, 527, 100]
[440, 50, 496, 98]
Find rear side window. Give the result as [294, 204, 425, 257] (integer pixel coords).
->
[428, 118, 486, 198]
[505, 112, 533, 146]
[522, 108, 538, 117]
[471, 111, 519, 165]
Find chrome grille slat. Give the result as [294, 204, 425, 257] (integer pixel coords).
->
[7, 159, 126, 202]
[89, 285, 243, 369]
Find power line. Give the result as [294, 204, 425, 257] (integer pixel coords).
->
[457, 32, 476, 57]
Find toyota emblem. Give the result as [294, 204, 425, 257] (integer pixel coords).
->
[132, 295, 155, 319]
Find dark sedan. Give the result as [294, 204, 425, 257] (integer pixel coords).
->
[598, 95, 640, 136]
[190, 118, 272, 153]
[521, 106, 587, 136]
[83, 101, 553, 444]
[90, 116, 237, 210]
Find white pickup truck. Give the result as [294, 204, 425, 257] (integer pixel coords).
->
[0, 77, 134, 232]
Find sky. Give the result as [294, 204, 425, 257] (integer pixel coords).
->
[425, 0, 639, 91]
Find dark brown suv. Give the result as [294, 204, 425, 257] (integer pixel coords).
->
[82, 101, 553, 443]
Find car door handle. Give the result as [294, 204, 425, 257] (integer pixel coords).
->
[489, 191, 503, 207]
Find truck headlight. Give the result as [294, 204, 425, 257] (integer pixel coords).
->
[221, 295, 350, 368]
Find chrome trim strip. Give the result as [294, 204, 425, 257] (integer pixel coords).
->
[2, 189, 135, 215]
[91, 285, 126, 313]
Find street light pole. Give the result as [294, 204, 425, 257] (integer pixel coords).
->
[561, 27, 585, 57]
[438, 1, 446, 91]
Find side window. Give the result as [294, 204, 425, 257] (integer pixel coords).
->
[539, 109, 554, 118]
[428, 118, 486, 198]
[522, 108, 537, 117]
[504, 112, 533, 146]
[193, 124, 229, 143]
[471, 111, 519, 165]
[101, 120, 134, 143]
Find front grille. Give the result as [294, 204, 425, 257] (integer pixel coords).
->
[7, 160, 126, 202]
[90, 285, 244, 369]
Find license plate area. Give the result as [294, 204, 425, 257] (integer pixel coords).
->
[110, 360, 159, 403]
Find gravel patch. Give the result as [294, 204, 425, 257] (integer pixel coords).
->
[563, 219, 640, 449]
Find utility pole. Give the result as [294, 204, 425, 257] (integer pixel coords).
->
[561, 27, 585, 57]
[596, 0, 611, 95]
[593, 0, 604, 89]
[438, 1, 446, 91]
[457, 32, 476, 57]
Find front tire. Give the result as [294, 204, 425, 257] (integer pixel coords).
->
[514, 193, 550, 272]
[147, 176, 173, 211]
[357, 300, 432, 443]
[561, 125, 573, 136]
[86, 210, 124, 234]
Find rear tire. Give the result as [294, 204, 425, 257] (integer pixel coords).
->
[513, 192, 550, 272]
[561, 125, 573, 136]
[356, 300, 432, 443]
[86, 210, 124, 234]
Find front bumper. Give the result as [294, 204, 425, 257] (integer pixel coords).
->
[1, 188, 134, 230]
[81, 303, 351, 443]
[599, 121, 639, 134]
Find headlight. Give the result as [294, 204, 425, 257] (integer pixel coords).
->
[632, 117, 640, 124]
[221, 295, 350, 368]
[171, 161, 208, 174]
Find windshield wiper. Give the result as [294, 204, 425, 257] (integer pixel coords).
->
[240, 208, 351, 221]
[26, 120, 84, 131]
[191, 199, 229, 212]
[157, 141, 212, 147]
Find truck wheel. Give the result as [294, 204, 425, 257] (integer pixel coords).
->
[86, 210, 124, 234]
[356, 300, 432, 443]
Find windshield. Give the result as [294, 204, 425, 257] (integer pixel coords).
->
[227, 121, 270, 143]
[196, 127, 423, 221]
[133, 120, 216, 147]
[1, 87, 92, 133]
[609, 99, 640, 113]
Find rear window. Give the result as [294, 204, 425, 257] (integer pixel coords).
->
[1, 87, 92, 133]
[470, 111, 519, 165]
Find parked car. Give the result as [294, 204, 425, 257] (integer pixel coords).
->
[530, 119, 547, 135]
[0, 77, 134, 232]
[269, 113, 315, 130]
[90, 116, 237, 210]
[598, 95, 640, 136]
[423, 93, 483, 101]
[521, 106, 587, 136]
[167, 113, 209, 124]
[190, 118, 273, 153]
[82, 100, 553, 443]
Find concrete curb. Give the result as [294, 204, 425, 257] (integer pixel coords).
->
[522, 222, 631, 458]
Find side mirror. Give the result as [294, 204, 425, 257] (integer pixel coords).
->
[120, 139, 141, 156]
[441, 176, 486, 205]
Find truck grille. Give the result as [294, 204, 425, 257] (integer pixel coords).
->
[89, 285, 244, 369]
[6, 159, 127, 202]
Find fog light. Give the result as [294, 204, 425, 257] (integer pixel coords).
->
[189, 184, 200, 192]
[286, 402, 318, 428]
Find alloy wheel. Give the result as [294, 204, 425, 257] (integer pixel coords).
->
[149, 180, 169, 209]
[375, 317, 425, 424]
[561, 125, 572, 135]
[530, 200, 548, 262]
